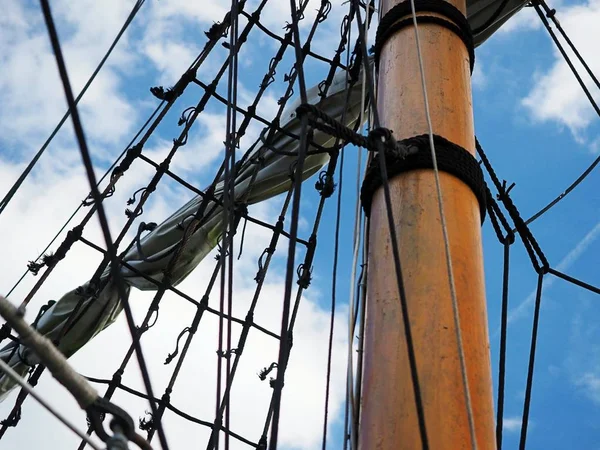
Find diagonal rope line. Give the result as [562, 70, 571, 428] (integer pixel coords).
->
[518, 272, 545, 450]
[0, 0, 147, 218]
[352, 1, 430, 448]
[495, 239, 511, 450]
[533, 3, 600, 117]
[0, 358, 102, 450]
[408, 1, 477, 448]
[38, 1, 169, 448]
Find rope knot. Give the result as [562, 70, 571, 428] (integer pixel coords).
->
[27, 224, 83, 274]
[258, 362, 278, 381]
[497, 180, 516, 201]
[315, 171, 336, 198]
[296, 263, 312, 289]
[0, 406, 22, 428]
[138, 411, 154, 432]
[368, 127, 407, 157]
[164, 327, 191, 365]
[112, 143, 143, 179]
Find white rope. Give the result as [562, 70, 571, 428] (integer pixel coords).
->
[408, 1, 478, 449]
[0, 358, 102, 450]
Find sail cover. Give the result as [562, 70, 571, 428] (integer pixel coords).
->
[0, 1, 528, 400]
[469, 0, 529, 46]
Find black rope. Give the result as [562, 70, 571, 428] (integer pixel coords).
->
[38, 1, 169, 448]
[477, 138, 549, 273]
[353, 1, 430, 448]
[296, 103, 374, 150]
[480, 188, 516, 450]
[268, 0, 313, 445]
[320, 149, 342, 450]
[548, 268, 600, 295]
[239, 9, 346, 71]
[262, 4, 367, 447]
[518, 272, 545, 450]
[496, 240, 511, 450]
[0, 366, 44, 435]
[115, 0, 327, 446]
[534, 2, 600, 119]
[71, 0, 344, 446]
[522, 151, 600, 228]
[209, 6, 366, 447]
[87, 0, 307, 434]
[27, 225, 83, 275]
[80, 15, 240, 303]
[144, 233, 232, 443]
[536, 0, 600, 90]
[207, 194, 293, 450]
[3, 41, 213, 367]
[83, 376, 260, 447]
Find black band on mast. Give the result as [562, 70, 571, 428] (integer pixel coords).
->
[361, 134, 487, 223]
[374, 0, 475, 73]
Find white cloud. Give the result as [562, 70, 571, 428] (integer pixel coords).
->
[520, 0, 600, 140]
[575, 372, 600, 404]
[566, 310, 600, 406]
[503, 416, 522, 433]
[472, 61, 487, 90]
[0, 1, 139, 152]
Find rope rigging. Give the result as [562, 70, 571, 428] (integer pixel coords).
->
[0, 1, 600, 450]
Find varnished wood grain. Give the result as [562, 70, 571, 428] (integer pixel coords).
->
[358, 0, 496, 448]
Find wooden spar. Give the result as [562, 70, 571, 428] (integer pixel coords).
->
[358, 0, 496, 449]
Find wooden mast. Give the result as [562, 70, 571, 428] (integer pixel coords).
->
[358, 0, 496, 449]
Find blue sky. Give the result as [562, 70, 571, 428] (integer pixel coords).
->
[465, 3, 600, 448]
[0, 1, 599, 449]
